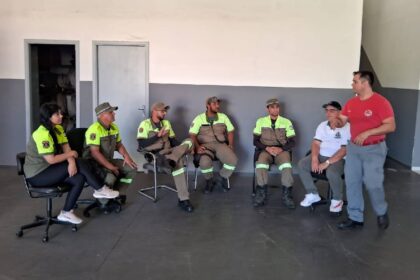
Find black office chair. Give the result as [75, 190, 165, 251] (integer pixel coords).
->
[16, 152, 77, 243]
[192, 154, 230, 191]
[66, 128, 122, 216]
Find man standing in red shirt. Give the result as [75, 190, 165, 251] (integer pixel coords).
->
[337, 71, 396, 230]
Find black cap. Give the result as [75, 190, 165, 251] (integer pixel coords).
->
[322, 101, 341, 110]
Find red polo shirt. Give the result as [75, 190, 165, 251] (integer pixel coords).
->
[342, 93, 394, 144]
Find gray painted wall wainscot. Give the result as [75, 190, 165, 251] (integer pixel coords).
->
[1, 78, 358, 173]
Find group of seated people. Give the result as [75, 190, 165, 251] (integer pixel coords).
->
[24, 102, 137, 224]
[24, 96, 348, 223]
[24, 70, 392, 231]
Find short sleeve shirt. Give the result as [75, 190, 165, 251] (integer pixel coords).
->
[24, 125, 68, 178]
[84, 121, 121, 160]
[189, 112, 234, 144]
[314, 121, 350, 157]
[189, 112, 234, 135]
[253, 115, 295, 146]
[342, 93, 394, 143]
[137, 119, 175, 139]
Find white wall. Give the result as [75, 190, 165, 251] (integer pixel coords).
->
[362, 0, 420, 90]
[0, 0, 363, 88]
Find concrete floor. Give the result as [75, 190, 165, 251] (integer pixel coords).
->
[1, 160, 419, 280]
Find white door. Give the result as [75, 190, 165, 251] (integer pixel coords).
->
[95, 43, 148, 167]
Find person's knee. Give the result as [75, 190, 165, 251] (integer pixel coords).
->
[71, 174, 85, 188]
[326, 169, 341, 180]
[199, 156, 212, 169]
[105, 173, 117, 186]
[364, 180, 384, 192]
[228, 154, 238, 166]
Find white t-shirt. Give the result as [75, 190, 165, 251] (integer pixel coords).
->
[314, 121, 350, 157]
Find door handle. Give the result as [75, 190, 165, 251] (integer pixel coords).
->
[138, 105, 146, 117]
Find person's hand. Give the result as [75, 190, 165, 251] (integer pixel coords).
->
[123, 156, 138, 170]
[311, 158, 320, 173]
[353, 131, 371, 145]
[109, 165, 120, 176]
[157, 128, 169, 137]
[68, 161, 78, 177]
[197, 145, 206, 154]
[265, 147, 275, 156]
[67, 150, 78, 159]
[271, 147, 283, 156]
[333, 117, 345, 128]
[318, 161, 330, 173]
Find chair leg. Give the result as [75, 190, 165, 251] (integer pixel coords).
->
[138, 157, 177, 202]
[252, 169, 256, 196]
[83, 200, 100, 217]
[194, 168, 198, 190]
[17, 198, 77, 242]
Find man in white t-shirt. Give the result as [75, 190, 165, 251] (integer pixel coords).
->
[298, 101, 350, 213]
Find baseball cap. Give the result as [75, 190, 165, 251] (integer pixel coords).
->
[151, 102, 170, 111]
[322, 101, 342, 110]
[206, 96, 220, 105]
[266, 98, 280, 107]
[95, 102, 118, 116]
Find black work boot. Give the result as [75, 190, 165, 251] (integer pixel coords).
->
[214, 176, 230, 192]
[178, 199, 194, 213]
[377, 212, 389, 230]
[253, 185, 267, 207]
[282, 186, 296, 209]
[204, 178, 214, 194]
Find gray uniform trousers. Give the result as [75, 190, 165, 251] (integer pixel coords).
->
[345, 142, 388, 222]
[199, 142, 237, 180]
[297, 154, 344, 200]
[161, 139, 192, 201]
[104, 159, 137, 195]
[255, 151, 293, 187]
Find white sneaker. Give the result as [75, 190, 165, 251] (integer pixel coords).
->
[57, 210, 83, 224]
[93, 186, 120, 199]
[330, 199, 343, 213]
[300, 193, 321, 207]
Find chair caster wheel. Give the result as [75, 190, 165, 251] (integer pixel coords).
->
[114, 206, 122, 213]
[42, 236, 49, 243]
[119, 195, 127, 205]
[16, 231, 23, 238]
[104, 210, 110, 215]
[72, 226, 78, 232]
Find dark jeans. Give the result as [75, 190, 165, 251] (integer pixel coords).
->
[27, 159, 104, 211]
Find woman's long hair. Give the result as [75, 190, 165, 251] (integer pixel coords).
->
[39, 103, 62, 155]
